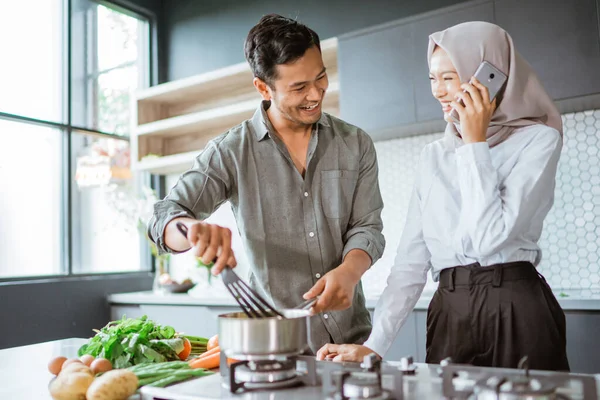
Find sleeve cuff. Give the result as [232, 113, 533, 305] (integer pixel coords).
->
[342, 236, 380, 266]
[150, 209, 194, 255]
[456, 142, 492, 165]
[363, 335, 388, 359]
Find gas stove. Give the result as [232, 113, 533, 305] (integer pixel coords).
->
[138, 355, 599, 400]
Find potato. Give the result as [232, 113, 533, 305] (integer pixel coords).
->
[61, 359, 82, 371]
[60, 363, 93, 376]
[48, 356, 67, 375]
[49, 372, 94, 400]
[86, 369, 138, 400]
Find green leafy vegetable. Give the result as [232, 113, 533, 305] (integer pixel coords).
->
[78, 315, 185, 368]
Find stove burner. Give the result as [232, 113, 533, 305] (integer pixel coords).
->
[341, 372, 386, 399]
[322, 354, 404, 400]
[220, 352, 318, 393]
[241, 375, 302, 391]
[473, 376, 556, 399]
[234, 360, 298, 384]
[440, 356, 598, 399]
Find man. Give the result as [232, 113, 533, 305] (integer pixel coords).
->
[148, 14, 384, 352]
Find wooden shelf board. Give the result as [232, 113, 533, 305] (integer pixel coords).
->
[134, 150, 200, 174]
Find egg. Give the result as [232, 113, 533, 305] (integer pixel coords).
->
[90, 358, 113, 374]
[79, 354, 95, 366]
[47, 356, 67, 375]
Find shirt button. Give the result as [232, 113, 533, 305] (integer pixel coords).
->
[309, 232, 315, 238]
[315, 273, 321, 278]
[304, 192, 309, 197]
[323, 314, 329, 319]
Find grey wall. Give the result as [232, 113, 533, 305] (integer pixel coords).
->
[162, 0, 468, 82]
[0, 274, 153, 349]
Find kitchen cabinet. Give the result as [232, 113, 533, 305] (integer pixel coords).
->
[378, 312, 421, 362]
[338, 23, 417, 136]
[338, 1, 496, 138]
[494, 0, 600, 100]
[412, 1, 495, 122]
[565, 312, 600, 374]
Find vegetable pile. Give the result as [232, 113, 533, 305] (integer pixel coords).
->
[77, 315, 207, 368]
[47, 317, 221, 399]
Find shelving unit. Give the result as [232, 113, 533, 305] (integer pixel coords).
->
[131, 38, 339, 175]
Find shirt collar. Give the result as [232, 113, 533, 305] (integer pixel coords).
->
[251, 100, 330, 141]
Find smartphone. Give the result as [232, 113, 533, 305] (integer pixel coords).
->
[449, 61, 507, 122]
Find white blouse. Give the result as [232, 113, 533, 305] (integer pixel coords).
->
[364, 124, 563, 357]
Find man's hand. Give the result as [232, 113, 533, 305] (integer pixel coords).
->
[316, 343, 381, 362]
[302, 263, 361, 313]
[165, 218, 237, 275]
[302, 249, 371, 314]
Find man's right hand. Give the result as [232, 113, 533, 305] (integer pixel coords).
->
[165, 218, 237, 275]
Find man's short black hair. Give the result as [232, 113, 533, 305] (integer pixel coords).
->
[244, 14, 321, 87]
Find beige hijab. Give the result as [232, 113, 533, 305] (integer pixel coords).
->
[427, 21, 562, 149]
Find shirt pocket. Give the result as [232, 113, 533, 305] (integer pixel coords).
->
[320, 170, 359, 219]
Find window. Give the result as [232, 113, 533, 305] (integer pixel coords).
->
[0, 0, 65, 122]
[0, 120, 63, 278]
[71, 1, 149, 135]
[0, 0, 154, 279]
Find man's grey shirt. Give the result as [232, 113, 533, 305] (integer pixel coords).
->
[148, 101, 385, 351]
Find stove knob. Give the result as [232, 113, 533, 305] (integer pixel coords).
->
[399, 356, 416, 375]
[360, 353, 380, 371]
[437, 357, 452, 377]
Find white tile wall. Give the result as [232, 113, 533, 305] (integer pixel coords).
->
[167, 109, 600, 298]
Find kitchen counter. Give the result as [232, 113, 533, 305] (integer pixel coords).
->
[3, 338, 598, 400]
[108, 289, 600, 311]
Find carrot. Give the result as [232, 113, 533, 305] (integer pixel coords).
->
[207, 334, 219, 351]
[189, 352, 220, 369]
[198, 346, 220, 359]
[187, 346, 220, 367]
[178, 337, 192, 361]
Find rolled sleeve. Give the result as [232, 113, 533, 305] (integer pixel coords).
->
[148, 203, 194, 255]
[342, 235, 381, 264]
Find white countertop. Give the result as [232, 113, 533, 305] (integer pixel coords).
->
[108, 289, 600, 311]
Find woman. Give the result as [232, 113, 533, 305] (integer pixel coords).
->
[316, 21, 569, 371]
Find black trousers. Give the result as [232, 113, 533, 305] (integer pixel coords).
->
[425, 261, 570, 371]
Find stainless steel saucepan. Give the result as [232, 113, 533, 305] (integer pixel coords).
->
[218, 297, 318, 359]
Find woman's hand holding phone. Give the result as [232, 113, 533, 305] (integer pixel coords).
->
[450, 77, 497, 143]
